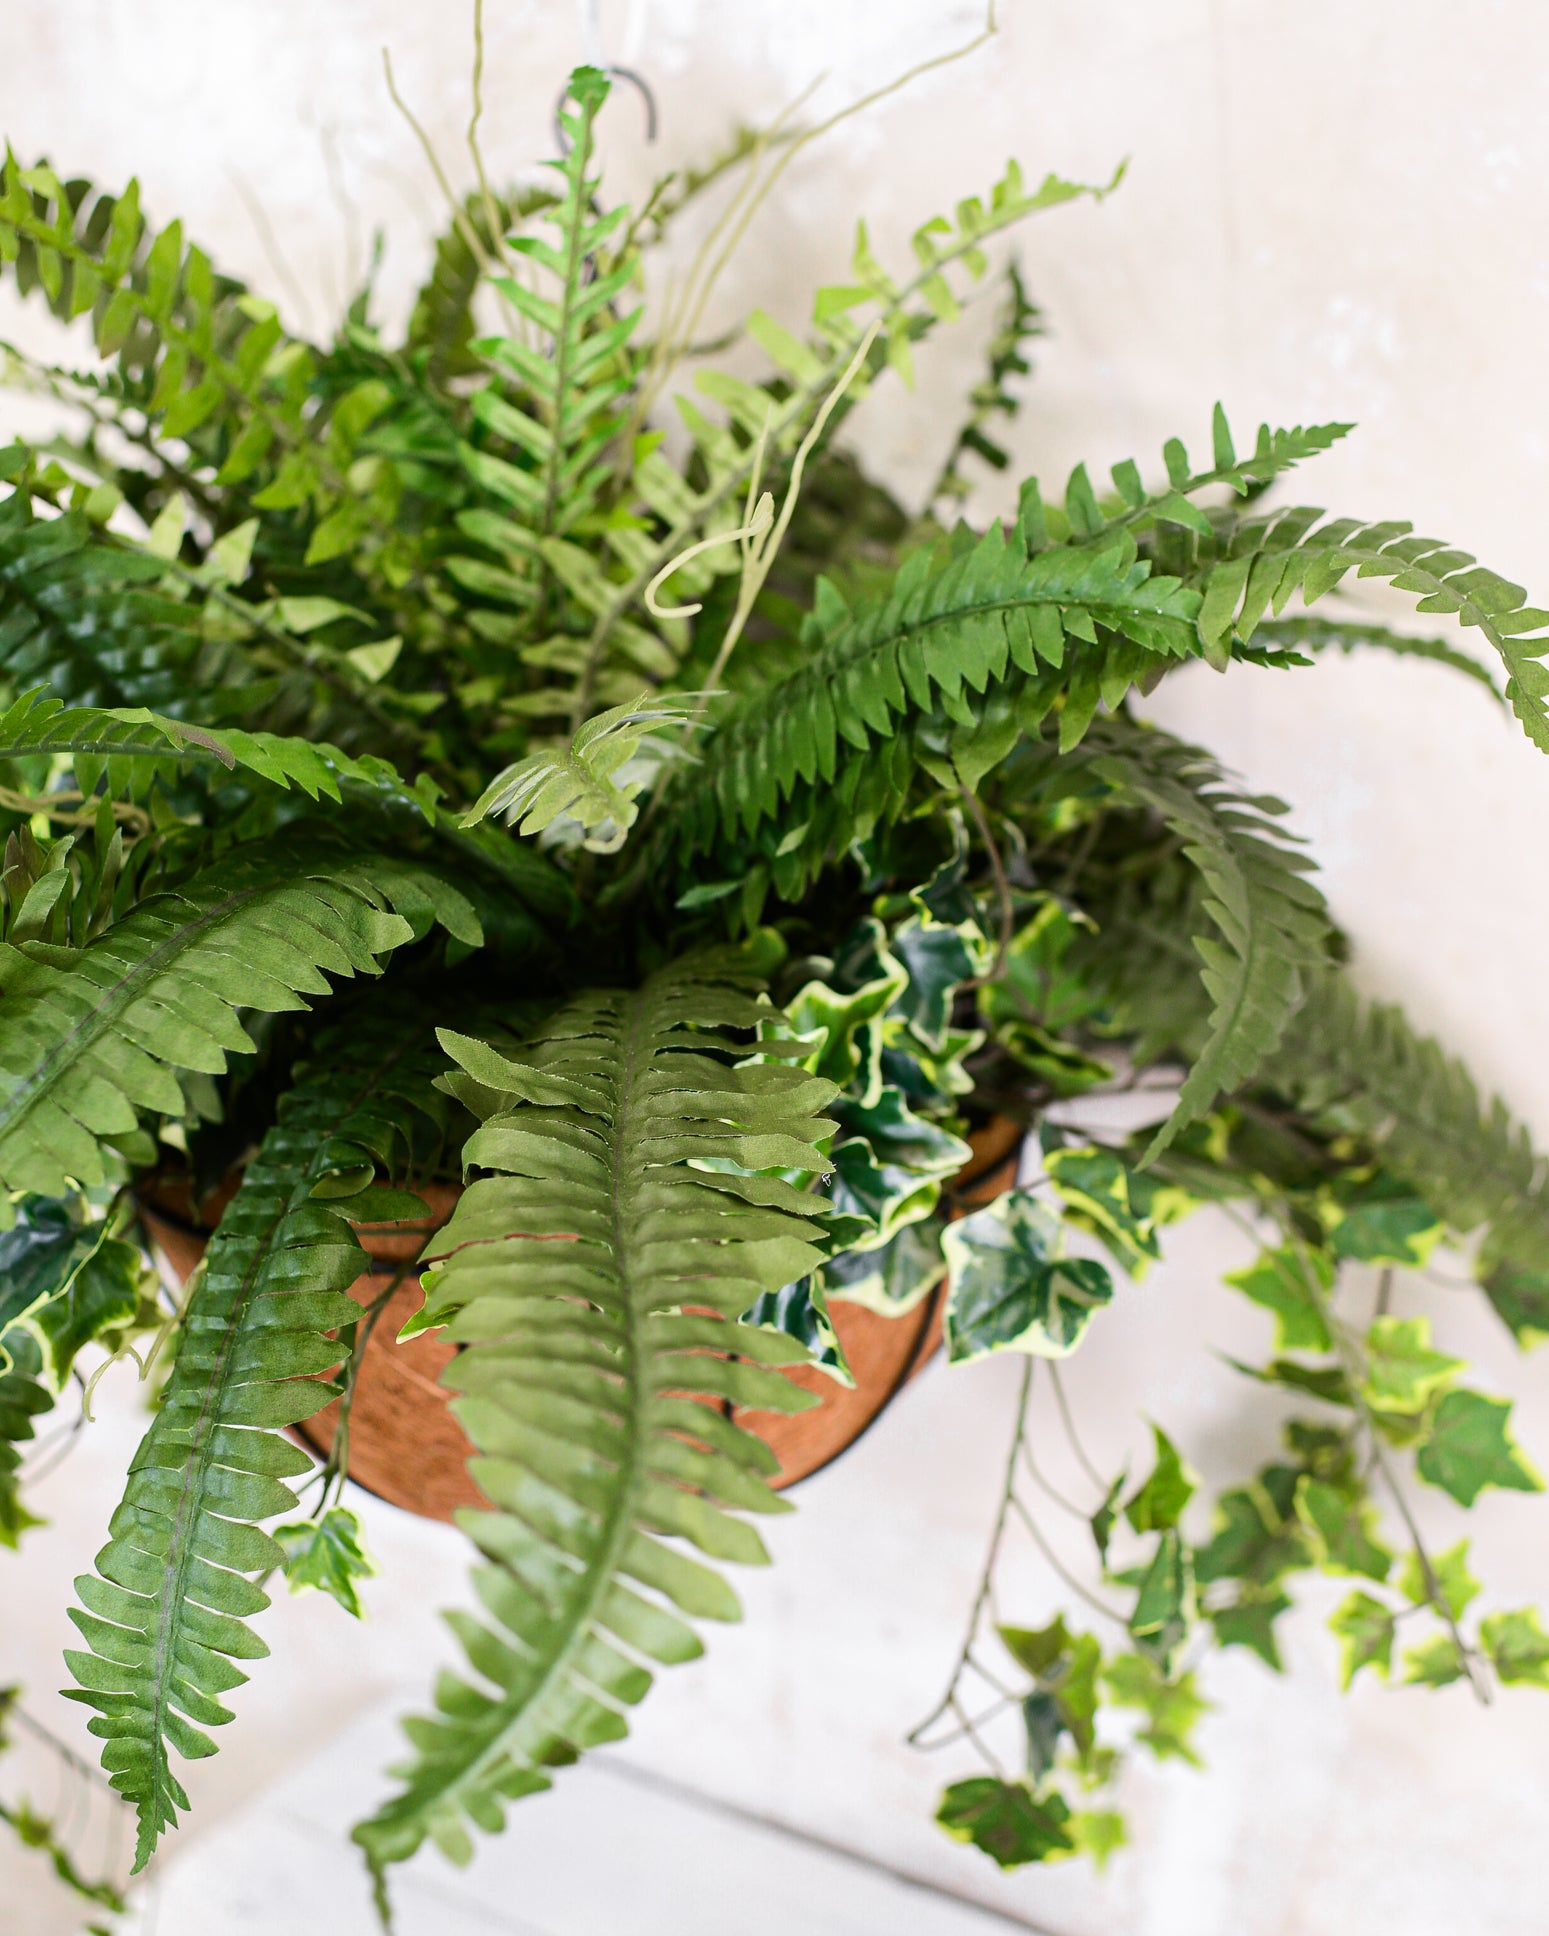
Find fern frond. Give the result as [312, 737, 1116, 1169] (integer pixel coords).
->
[462, 693, 698, 851]
[0, 156, 338, 505]
[0, 836, 479, 1195]
[932, 258, 1043, 507]
[0, 492, 207, 712]
[1035, 407, 1351, 561]
[1074, 721, 1333, 1159]
[0, 687, 439, 819]
[1197, 508, 1549, 750]
[353, 954, 836, 1876]
[661, 525, 1202, 869]
[1263, 971, 1549, 1325]
[407, 188, 551, 386]
[1245, 614, 1502, 698]
[574, 161, 1121, 719]
[64, 1012, 450, 1868]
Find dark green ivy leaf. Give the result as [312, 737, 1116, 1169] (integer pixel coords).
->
[1124, 1425, 1197, 1534]
[935, 1778, 1075, 1868]
[1209, 1590, 1292, 1670]
[274, 1506, 378, 1619]
[821, 1216, 945, 1317]
[1128, 1529, 1193, 1663]
[1481, 1263, 1549, 1348]
[1328, 1190, 1441, 1267]
[1294, 1477, 1393, 1582]
[31, 1236, 143, 1387]
[1416, 1390, 1544, 1507]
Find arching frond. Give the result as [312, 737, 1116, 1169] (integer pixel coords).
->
[353, 954, 835, 1880]
[64, 1014, 450, 1869]
[0, 838, 479, 1195]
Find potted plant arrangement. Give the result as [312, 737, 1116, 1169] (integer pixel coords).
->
[2, 33, 1548, 1919]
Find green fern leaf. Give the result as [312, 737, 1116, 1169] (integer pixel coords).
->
[63, 1013, 449, 1868]
[1076, 720, 1333, 1159]
[663, 527, 1202, 865]
[1198, 509, 1549, 752]
[1246, 615, 1503, 701]
[0, 837, 479, 1195]
[352, 953, 835, 1878]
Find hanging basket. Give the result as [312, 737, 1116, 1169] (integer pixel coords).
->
[136, 1119, 1023, 1521]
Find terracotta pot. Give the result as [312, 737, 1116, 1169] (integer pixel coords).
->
[136, 1117, 1023, 1521]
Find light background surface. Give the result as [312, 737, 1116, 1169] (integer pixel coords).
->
[3, 3, 1549, 1932]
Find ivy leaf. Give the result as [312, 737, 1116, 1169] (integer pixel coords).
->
[1480, 1263, 1549, 1348]
[1360, 1316, 1462, 1415]
[935, 1778, 1075, 1868]
[1021, 1691, 1064, 1778]
[1402, 1636, 1469, 1688]
[821, 1217, 945, 1317]
[1294, 1477, 1393, 1582]
[1227, 1355, 1353, 1406]
[1328, 1190, 1442, 1267]
[1224, 1244, 1332, 1352]
[742, 1276, 853, 1385]
[1397, 1540, 1480, 1621]
[1091, 1470, 1126, 1564]
[1329, 1590, 1396, 1686]
[31, 1236, 144, 1387]
[1044, 1144, 1193, 1277]
[1416, 1390, 1544, 1507]
[829, 1088, 971, 1248]
[1194, 1475, 1308, 1588]
[1480, 1608, 1549, 1688]
[1128, 1529, 1193, 1663]
[888, 916, 979, 1049]
[1102, 1651, 1208, 1765]
[274, 1506, 377, 1619]
[943, 1193, 1115, 1363]
[999, 1616, 1073, 1680]
[1069, 1808, 1127, 1869]
[1209, 1590, 1292, 1670]
[1124, 1425, 1197, 1534]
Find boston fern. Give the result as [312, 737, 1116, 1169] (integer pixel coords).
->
[1, 47, 1548, 1914]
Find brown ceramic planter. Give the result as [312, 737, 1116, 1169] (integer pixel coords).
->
[136, 1117, 1023, 1521]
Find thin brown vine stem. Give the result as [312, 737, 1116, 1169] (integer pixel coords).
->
[907, 1355, 1033, 1746]
[1009, 1495, 1129, 1628]
[1048, 1360, 1108, 1496]
[960, 786, 1015, 986]
[1284, 1224, 1493, 1706]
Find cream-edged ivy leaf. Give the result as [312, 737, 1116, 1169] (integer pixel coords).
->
[1480, 1608, 1549, 1688]
[1416, 1390, 1544, 1507]
[1402, 1635, 1469, 1689]
[1224, 1244, 1332, 1353]
[943, 1191, 1114, 1363]
[1329, 1590, 1396, 1687]
[274, 1506, 378, 1619]
[1361, 1316, 1462, 1415]
[1124, 1425, 1197, 1535]
[1397, 1540, 1480, 1621]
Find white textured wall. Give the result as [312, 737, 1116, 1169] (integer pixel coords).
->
[5, 5, 1549, 1934]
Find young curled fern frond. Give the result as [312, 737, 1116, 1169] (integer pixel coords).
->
[352, 953, 836, 1882]
[64, 1012, 452, 1870]
[0, 836, 479, 1196]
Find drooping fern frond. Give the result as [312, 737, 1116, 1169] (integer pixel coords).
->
[1239, 614, 1504, 699]
[1262, 970, 1549, 1339]
[1074, 720, 1334, 1159]
[352, 954, 836, 1879]
[64, 1012, 451, 1869]
[659, 526, 1202, 871]
[1196, 507, 1549, 751]
[0, 837, 479, 1195]
[932, 258, 1043, 508]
